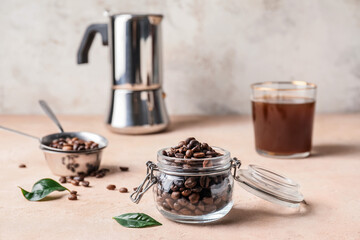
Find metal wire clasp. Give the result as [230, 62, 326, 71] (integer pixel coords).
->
[231, 157, 242, 178]
[130, 161, 158, 204]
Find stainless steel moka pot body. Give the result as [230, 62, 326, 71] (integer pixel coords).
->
[77, 13, 169, 134]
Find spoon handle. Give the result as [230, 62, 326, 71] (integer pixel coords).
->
[39, 100, 64, 133]
[0, 125, 40, 141]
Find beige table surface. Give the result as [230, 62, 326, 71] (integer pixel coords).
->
[0, 114, 359, 240]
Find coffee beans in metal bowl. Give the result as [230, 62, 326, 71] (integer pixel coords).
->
[49, 137, 99, 151]
[155, 137, 233, 216]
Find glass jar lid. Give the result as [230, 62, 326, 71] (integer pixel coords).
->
[235, 164, 304, 208]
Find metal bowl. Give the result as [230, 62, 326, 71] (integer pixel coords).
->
[39, 132, 108, 176]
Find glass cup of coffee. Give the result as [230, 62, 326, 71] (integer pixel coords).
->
[251, 81, 317, 158]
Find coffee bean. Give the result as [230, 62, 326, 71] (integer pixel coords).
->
[119, 187, 128, 193]
[181, 189, 192, 197]
[203, 160, 213, 167]
[197, 201, 205, 211]
[171, 192, 181, 200]
[184, 177, 197, 188]
[62, 145, 73, 151]
[201, 143, 209, 149]
[175, 153, 184, 158]
[185, 137, 195, 144]
[193, 152, 205, 158]
[119, 166, 129, 171]
[195, 209, 204, 215]
[205, 205, 217, 212]
[70, 190, 77, 195]
[179, 208, 192, 215]
[170, 185, 179, 192]
[200, 176, 210, 188]
[95, 173, 104, 178]
[162, 150, 168, 156]
[59, 176, 66, 183]
[73, 176, 84, 181]
[173, 202, 181, 211]
[81, 181, 90, 187]
[18, 164, 26, 168]
[71, 180, 79, 186]
[165, 198, 174, 208]
[174, 180, 184, 187]
[177, 198, 188, 206]
[162, 202, 171, 211]
[214, 197, 222, 205]
[176, 141, 186, 148]
[188, 193, 200, 204]
[191, 186, 202, 193]
[202, 197, 214, 205]
[187, 139, 199, 149]
[68, 194, 77, 200]
[185, 149, 193, 158]
[107, 184, 116, 190]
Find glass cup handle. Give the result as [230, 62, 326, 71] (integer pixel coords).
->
[231, 157, 242, 179]
[130, 161, 158, 204]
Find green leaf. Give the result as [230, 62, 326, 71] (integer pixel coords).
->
[113, 213, 162, 228]
[19, 178, 69, 201]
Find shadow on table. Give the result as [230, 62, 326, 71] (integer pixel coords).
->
[206, 202, 313, 226]
[312, 143, 360, 157]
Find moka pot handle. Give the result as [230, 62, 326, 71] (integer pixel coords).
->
[77, 23, 108, 64]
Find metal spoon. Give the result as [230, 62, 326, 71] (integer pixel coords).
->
[0, 125, 40, 141]
[39, 100, 64, 133]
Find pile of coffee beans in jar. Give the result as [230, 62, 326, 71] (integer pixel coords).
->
[162, 137, 222, 169]
[155, 137, 233, 216]
[49, 137, 99, 151]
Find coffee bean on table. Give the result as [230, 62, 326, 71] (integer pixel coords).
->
[71, 180, 79, 186]
[119, 187, 128, 193]
[59, 176, 67, 183]
[70, 190, 77, 195]
[119, 166, 129, 171]
[73, 176, 84, 181]
[68, 194, 77, 200]
[81, 181, 90, 187]
[18, 164, 26, 168]
[107, 184, 116, 190]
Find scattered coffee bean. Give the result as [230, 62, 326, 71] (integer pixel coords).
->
[59, 176, 67, 183]
[119, 166, 129, 171]
[18, 164, 26, 168]
[107, 184, 116, 190]
[70, 190, 77, 195]
[81, 181, 90, 187]
[119, 187, 128, 193]
[68, 194, 77, 201]
[73, 176, 84, 181]
[71, 180, 79, 186]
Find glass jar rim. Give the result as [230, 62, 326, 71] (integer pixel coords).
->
[156, 146, 232, 175]
[251, 81, 317, 91]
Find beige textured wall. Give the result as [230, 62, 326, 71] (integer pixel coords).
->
[1, 0, 360, 115]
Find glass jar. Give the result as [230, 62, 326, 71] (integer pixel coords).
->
[131, 147, 305, 224]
